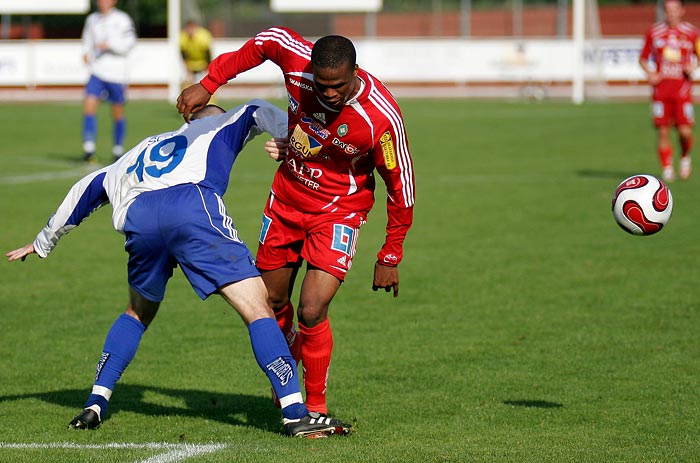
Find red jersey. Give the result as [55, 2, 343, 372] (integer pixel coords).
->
[201, 27, 415, 266]
[640, 21, 700, 99]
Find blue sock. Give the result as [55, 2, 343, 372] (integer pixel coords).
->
[113, 118, 126, 147]
[84, 313, 146, 417]
[82, 114, 97, 146]
[248, 318, 308, 420]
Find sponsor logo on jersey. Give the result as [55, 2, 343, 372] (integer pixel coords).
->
[290, 124, 322, 158]
[662, 44, 681, 62]
[259, 214, 272, 244]
[332, 137, 360, 155]
[300, 114, 330, 139]
[331, 224, 356, 256]
[288, 95, 299, 114]
[313, 112, 326, 124]
[337, 124, 348, 137]
[286, 157, 323, 190]
[382, 253, 398, 265]
[379, 131, 397, 170]
[288, 76, 314, 92]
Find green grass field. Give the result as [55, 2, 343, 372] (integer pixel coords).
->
[1, 98, 699, 462]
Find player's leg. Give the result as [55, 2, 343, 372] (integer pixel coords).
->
[165, 185, 305, 421]
[261, 266, 301, 409]
[676, 100, 694, 180]
[111, 103, 126, 161]
[68, 289, 159, 429]
[256, 196, 305, 360]
[262, 266, 302, 362]
[68, 191, 174, 429]
[653, 100, 674, 181]
[214, 265, 349, 437]
[296, 213, 364, 414]
[163, 186, 349, 436]
[678, 124, 693, 180]
[297, 269, 341, 414]
[82, 76, 102, 162]
[175, 187, 349, 434]
[658, 126, 674, 181]
[107, 83, 127, 161]
[218, 278, 309, 422]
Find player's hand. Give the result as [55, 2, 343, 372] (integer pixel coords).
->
[372, 261, 399, 298]
[6, 243, 36, 262]
[176, 83, 211, 123]
[648, 72, 661, 86]
[265, 138, 289, 161]
[683, 63, 697, 79]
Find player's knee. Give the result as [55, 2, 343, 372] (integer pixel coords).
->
[297, 304, 329, 328]
[265, 286, 290, 310]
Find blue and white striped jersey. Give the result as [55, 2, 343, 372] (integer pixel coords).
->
[33, 100, 287, 258]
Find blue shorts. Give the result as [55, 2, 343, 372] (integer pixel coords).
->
[123, 184, 260, 302]
[85, 75, 127, 104]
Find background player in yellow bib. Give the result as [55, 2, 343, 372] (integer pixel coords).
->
[180, 20, 214, 93]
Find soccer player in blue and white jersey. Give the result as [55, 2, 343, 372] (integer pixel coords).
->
[6, 100, 351, 438]
[81, 0, 137, 163]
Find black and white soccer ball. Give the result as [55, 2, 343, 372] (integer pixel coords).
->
[612, 174, 673, 236]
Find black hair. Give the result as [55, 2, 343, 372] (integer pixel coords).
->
[190, 104, 225, 121]
[311, 35, 356, 69]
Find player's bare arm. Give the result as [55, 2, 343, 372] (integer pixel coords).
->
[639, 58, 660, 86]
[6, 243, 36, 262]
[264, 138, 288, 161]
[176, 83, 211, 122]
[683, 61, 697, 79]
[372, 262, 399, 298]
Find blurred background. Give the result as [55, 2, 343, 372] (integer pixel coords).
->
[1, 0, 698, 102]
[2, 0, 695, 39]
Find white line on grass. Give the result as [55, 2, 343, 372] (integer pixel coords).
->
[0, 442, 227, 463]
[0, 166, 101, 185]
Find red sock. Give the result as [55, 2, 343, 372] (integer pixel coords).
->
[299, 319, 333, 414]
[658, 146, 673, 168]
[274, 302, 301, 363]
[681, 137, 694, 158]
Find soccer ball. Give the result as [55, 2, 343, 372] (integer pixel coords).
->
[611, 174, 673, 236]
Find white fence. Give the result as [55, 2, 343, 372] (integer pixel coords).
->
[0, 37, 648, 99]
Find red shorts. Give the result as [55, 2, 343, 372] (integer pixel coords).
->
[652, 98, 695, 127]
[255, 194, 367, 281]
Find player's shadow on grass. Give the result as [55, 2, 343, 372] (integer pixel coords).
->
[0, 384, 281, 432]
[503, 399, 563, 409]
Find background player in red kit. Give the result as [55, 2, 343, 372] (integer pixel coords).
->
[639, 0, 700, 182]
[177, 28, 415, 415]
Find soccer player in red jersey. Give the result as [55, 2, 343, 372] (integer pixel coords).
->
[639, 0, 700, 181]
[177, 28, 415, 415]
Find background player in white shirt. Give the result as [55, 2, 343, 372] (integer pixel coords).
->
[6, 100, 351, 438]
[81, 0, 136, 163]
